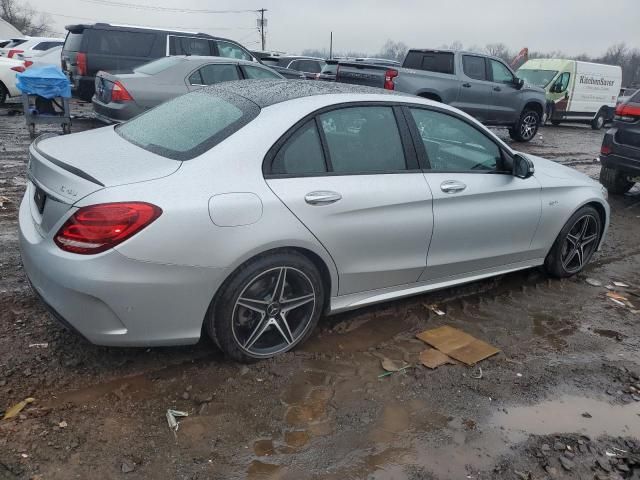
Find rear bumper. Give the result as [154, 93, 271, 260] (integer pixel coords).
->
[18, 191, 227, 347]
[600, 129, 640, 176]
[92, 97, 143, 123]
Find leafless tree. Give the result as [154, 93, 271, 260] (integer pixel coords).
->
[378, 40, 408, 62]
[1, 0, 52, 36]
[484, 43, 513, 62]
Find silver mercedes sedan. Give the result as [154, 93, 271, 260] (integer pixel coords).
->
[20, 80, 609, 362]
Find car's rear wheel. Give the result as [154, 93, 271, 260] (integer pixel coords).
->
[600, 166, 634, 194]
[510, 109, 540, 142]
[544, 205, 602, 278]
[207, 251, 324, 362]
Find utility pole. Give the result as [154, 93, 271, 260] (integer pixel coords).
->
[329, 31, 333, 59]
[257, 8, 268, 51]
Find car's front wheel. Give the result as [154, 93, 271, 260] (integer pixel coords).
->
[544, 205, 602, 278]
[510, 109, 540, 142]
[207, 251, 324, 362]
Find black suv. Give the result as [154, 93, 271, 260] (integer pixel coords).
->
[62, 23, 257, 101]
[600, 89, 640, 194]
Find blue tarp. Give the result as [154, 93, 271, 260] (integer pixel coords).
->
[16, 65, 71, 99]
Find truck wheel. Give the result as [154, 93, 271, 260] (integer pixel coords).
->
[599, 166, 634, 194]
[511, 110, 540, 142]
[550, 119, 561, 126]
[591, 110, 606, 130]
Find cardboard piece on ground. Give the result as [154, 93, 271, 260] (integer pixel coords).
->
[419, 348, 455, 369]
[416, 326, 500, 366]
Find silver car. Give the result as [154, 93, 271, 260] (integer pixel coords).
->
[20, 80, 609, 362]
[92, 55, 284, 123]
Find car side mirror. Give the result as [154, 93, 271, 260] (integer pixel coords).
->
[514, 78, 524, 90]
[513, 153, 534, 179]
[551, 83, 561, 93]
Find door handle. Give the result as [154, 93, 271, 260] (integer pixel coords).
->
[440, 180, 467, 194]
[493, 86, 502, 92]
[462, 83, 471, 88]
[304, 191, 342, 205]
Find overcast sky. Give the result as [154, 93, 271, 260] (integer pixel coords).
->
[29, 0, 638, 57]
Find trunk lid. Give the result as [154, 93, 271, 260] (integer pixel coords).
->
[27, 128, 181, 233]
[335, 62, 388, 88]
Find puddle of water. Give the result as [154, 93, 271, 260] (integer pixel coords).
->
[303, 312, 411, 353]
[254, 439, 275, 457]
[284, 430, 309, 448]
[531, 312, 576, 349]
[593, 328, 625, 341]
[493, 395, 640, 440]
[247, 460, 283, 480]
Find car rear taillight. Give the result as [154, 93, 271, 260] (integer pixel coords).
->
[615, 103, 640, 122]
[7, 49, 23, 58]
[111, 81, 134, 102]
[383, 69, 398, 90]
[600, 144, 612, 155]
[54, 202, 162, 255]
[76, 52, 87, 76]
[24, 60, 33, 68]
[10, 65, 25, 73]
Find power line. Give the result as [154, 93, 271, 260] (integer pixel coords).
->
[43, 11, 256, 32]
[79, 0, 259, 14]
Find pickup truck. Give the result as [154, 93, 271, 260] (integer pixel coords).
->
[335, 49, 547, 142]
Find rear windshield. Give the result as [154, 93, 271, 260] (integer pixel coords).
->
[135, 56, 184, 75]
[517, 69, 558, 88]
[63, 32, 84, 52]
[629, 89, 640, 102]
[117, 90, 260, 160]
[89, 30, 156, 57]
[403, 51, 454, 74]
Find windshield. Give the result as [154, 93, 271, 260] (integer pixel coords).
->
[517, 69, 558, 88]
[117, 90, 260, 160]
[135, 56, 185, 75]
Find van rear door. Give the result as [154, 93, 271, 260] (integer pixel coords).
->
[570, 62, 622, 116]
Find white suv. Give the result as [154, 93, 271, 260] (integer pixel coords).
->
[0, 37, 64, 59]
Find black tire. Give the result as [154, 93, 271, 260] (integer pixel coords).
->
[544, 205, 602, 278]
[62, 124, 71, 135]
[599, 166, 634, 194]
[591, 110, 606, 130]
[207, 251, 325, 363]
[550, 119, 561, 126]
[511, 109, 540, 142]
[0, 83, 7, 106]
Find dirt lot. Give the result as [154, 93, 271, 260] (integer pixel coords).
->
[1, 101, 640, 480]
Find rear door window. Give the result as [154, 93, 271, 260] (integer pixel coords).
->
[241, 65, 281, 79]
[319, 106, 407, 173]
[197, 64, 240, 85]
[216, 40, 254, 61]
[403, 51, 454, 74]
[169, 36, 213, 56]
[272, 121, 327, 175]
[89, 30, 156, 57]
[462, 55, 487, 81]
[33, 41, 63, 51]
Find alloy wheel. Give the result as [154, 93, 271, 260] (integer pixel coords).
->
[520, 114, 538, 140]
[561, 214, 599, 273]
[231, 267, 316, 357]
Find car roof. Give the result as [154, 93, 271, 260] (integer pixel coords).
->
[65, 23, 216, 38]
[200, 79, 398, 107]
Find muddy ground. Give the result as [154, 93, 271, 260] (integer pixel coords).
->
[1, 100, 640, 480]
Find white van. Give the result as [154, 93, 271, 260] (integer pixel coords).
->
[517, 59, 622, 129]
